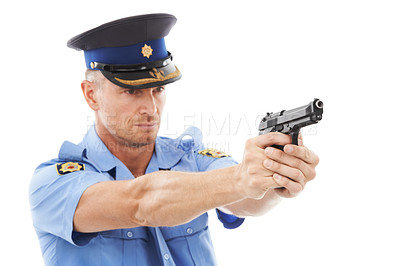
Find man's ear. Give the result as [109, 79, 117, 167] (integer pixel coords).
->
[81, 80, 100, 111]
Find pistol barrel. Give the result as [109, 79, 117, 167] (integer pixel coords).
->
[259, 98, 323, 135]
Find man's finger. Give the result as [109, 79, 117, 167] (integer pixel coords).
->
[265, 146, 315, 180]
[273, 173, 303, 195]
[252, 132, 292, 149]
[263, 158, 306, 188]
[298, 133, 304, 146]
[284, 144, 319, 165]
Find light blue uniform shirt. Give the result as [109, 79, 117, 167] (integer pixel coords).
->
[29, 126, 244, 266]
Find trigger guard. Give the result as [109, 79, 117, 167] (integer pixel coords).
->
[291, 130, 300, 145]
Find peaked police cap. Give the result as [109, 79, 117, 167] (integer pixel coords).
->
[67, 13, 181, 89]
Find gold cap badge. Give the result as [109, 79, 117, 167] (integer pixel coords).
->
[141, 44, 153, 58]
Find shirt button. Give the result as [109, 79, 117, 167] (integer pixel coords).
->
[127, 231, 133, 238]
[186, 227, 193, 234]
[164, 253, 170, 260]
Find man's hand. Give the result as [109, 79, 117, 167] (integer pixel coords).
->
[219, 132, 319, 217]
[234, 132, 290, 200]
[263, 133, 319, 198]
[234, 132, 319, 200]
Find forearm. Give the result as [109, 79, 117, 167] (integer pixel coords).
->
[74, 165, 245, 232]
[135, 166, 244, 227]
[220, 188, 282, 217]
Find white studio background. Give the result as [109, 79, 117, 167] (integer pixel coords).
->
[1, 1, 399, 265]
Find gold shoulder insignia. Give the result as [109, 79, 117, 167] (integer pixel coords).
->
[56, 162, 85, 175]
[198, 149, 231, 158]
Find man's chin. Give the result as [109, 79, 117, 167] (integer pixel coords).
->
[118, 136, 156, 148]
[119, 128, 159, 148]
[126, 142, 154, 148]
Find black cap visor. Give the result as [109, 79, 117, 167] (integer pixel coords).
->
[98, 55, 181, 89]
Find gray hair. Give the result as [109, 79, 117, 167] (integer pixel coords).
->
[85, 69, 103, 83]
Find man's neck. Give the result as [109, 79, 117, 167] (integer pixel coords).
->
[95, 124, 155, 178]
[112, 145, 154, 178]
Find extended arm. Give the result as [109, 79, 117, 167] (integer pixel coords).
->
[74, 166, 249, 232]
[74, 132, 281, 233]
[74, 132, 319, 233]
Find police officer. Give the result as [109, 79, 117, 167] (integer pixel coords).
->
[29, 14, 320, 265]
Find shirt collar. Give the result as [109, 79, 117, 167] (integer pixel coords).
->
[81, 125, 117, 173]
[155, 126, 203, 169]
[155, 136, 185, 170]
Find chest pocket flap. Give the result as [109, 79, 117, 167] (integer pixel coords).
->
[160, 213, 208, 241]
[99, 228, 149, 241]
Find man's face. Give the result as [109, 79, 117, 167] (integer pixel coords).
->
[95, 77, 166, 148]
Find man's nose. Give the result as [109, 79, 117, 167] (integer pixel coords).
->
[138, 93, 157, 115]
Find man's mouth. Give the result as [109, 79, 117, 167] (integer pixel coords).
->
[134, 123, 157, 129]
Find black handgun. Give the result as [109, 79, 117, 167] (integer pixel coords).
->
[258, 98, 324, 150]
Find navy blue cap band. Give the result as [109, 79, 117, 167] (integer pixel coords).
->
[84, 38, 168, 70]
[92, 53, 173, 72]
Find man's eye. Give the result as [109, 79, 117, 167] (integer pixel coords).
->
[126, 89, 137, 95]
[155, 87, 165, 92]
